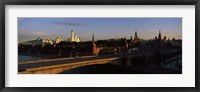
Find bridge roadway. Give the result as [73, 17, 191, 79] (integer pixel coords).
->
[18, 51, 156, 74]
[18, 53, 129, 74]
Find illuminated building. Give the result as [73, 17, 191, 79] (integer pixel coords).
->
[68, 29, 81, 42]
[55, 37, 62, 44]
[19, 37, 61, 46]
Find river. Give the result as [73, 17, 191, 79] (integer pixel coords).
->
[18, 55, 41, 62]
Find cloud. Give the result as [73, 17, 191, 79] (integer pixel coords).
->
[55, 26, 65, 30]
[53, 22, 86, 26]
[19, 30, 49, 36]
[148, 29, 159, 32]
[18, 30, 51, 41]
[33, 32, 49, 36]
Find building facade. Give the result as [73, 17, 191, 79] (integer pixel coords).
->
[19, 37, 62, 46]
[68, 30, 81, 42]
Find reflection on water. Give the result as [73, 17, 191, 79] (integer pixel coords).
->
[18, 55, 40, 62]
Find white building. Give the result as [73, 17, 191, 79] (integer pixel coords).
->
[20, 37, 44, 45]
[68, 29, 81, 42]
[19, 37, 62, 46]
[42, 39, 54, 45]
[55, 37, 62, 44]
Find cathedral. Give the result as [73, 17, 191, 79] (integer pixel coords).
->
[68, 29, 81, 42]
[155, 30, 167, 43]
[133, 30, 140, 44]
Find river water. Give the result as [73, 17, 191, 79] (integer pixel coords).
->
[18, 55, 41, 62]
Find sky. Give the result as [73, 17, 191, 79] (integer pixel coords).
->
[18, 18, 182, 42]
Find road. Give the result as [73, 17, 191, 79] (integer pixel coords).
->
[18, 53, 129, 71]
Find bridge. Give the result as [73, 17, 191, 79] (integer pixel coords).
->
[18, 53, 132, 74]
[18, 48, 158, 74]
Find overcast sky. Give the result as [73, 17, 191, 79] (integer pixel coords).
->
[18, 18, 182, 42]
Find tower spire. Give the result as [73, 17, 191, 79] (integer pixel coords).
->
[135, 30, 138, 37]
[133, 30, 140, 44]
[158, 29, 162, 41]
[124, 37, 128, 49]
[92, 34, 94, 42]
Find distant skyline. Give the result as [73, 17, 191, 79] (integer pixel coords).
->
[18, 18, 182, 42]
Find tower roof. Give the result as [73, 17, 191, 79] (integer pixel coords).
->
[92, 34, 94, 42]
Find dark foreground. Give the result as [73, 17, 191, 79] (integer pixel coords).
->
[59, 64, 181, 74]
[59, 64, 147, 74]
